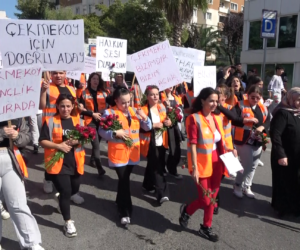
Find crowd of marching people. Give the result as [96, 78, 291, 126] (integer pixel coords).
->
[1, 63, 300, 249]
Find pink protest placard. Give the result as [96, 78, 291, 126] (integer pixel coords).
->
[129, 40, 182, 93]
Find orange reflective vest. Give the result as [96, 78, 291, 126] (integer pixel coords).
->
[42, 83, 76, 123]
[139, 104, 168, 157]
[219, 103, 233, 150]
[106, 107, 141, 166]
[44, 115, 85, 174]
[186, 112, 228, 178]
[183, 90, 195, 116]
[233, 100, 268, 145]
[161, 92, 182, 106]
[82, 89, 108, 126]
[132, 84, 142, 108]
[14, 146, 28, 178]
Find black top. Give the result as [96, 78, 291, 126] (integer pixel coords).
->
[57, 86, 72, 95]
[0, 119, 22, 147]
[39, 118, 77, 175]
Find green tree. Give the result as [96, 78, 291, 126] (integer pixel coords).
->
[184, 25, 224, 63]
[153, 0, 207, 46]
[97, 0, 170, 53]
[15, 0, 54, 19]
[45, 6, 74, 20]
[74, 14, 106, 42]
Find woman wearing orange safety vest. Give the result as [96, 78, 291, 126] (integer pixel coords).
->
[131, 80, 142, 108]
[98, 87, 152, 225]
[179, 87, 237, 242]
[0, 118, 44, 249]
[182, 79, 195, 116]
[218, 86, 270, 199]
[75, 73, 87, 99]
[140, 86, 171, 204]
[40, 71, 78, 195]
[79, 73, 108, 177]
[160, 87, 184, 178]
[39, 94, 86, 238]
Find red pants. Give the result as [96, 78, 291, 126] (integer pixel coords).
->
[186, 150, 224, 227]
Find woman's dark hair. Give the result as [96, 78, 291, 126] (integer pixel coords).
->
[229, 76, 244, 92]
[87, 73, 108, 93]
[55, 94, 77, 116]
[247, 85, 262, 96]
[246, 75, 262, 91]
[111, 87, 130, 106]
[217, 83, 230, 98]
[192, 87, 219, 113]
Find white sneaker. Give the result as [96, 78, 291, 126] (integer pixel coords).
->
[258, 160, 264, 167]
[70, 193, 85, 205]
[29, 244, 45, 250]
[243, 187, 255, 199]
[43, 179, 53, 193]
[64, 220, 77, 237]
[160, 196, 169, 204]
[54, 193, 61, 214]
[121, 217, 130, 225]
[233, 185, 243, 198]
[0, 204, 10, 220]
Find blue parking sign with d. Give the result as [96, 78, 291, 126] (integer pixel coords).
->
[261, 10, 278, 39]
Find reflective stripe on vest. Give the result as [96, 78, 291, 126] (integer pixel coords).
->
[107, 107, 141, 166]
[45, 115, 85, 174]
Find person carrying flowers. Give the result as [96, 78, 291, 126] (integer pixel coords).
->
[39, 94, 93, 238]
[98, 87, 152, 226]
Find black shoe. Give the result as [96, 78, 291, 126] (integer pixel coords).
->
[198, 224, 219, 242]
[142, 187, 156, 194]
[97, 167, 106, 177]
[89, 160, 96, 168]
[33, 145, 38, 154]
[169, 173, 183, 180]
[213, 206, 219, 215]
[179, 204, 190, 229]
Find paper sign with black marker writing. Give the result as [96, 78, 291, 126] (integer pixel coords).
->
[0, 19, 85, 71]
[96, 37, 127, 73]
[193, 66, 216, 97]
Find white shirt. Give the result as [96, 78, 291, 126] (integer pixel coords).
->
[150, 110, 163, 146]
[268, 75, 284, 100]
[213, 130, 221, 150]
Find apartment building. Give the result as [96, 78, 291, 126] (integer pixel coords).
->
[193, 0, 245, 28]
[0, 11, 8, 19]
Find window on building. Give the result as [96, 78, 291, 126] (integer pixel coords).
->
[205, 12, 212, 20]
[278, 15, 298, 48]
[280, 64, 294, 89]
[219, 15, 227, 23]
[241, 6, 244, 12]
[249, 21, 263, 50]
[75, 7, 80, 14]
[208, 0, 213, 4]
[230, 3, 238, 11]
[89, 4, 93, 13]
[193, 9, 197, 17]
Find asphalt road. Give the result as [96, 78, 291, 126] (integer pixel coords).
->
[1, 142, 300, 250]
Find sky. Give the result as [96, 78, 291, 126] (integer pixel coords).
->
[1, 0, 19, 19]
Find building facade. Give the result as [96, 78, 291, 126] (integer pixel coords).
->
[0, 11, 8, 19]
[193, 0, 245, 29]
[241, 0, 300, 88]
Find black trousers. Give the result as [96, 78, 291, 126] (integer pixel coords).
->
[143, 146, 169, 201]
[166, 142, 181, 175]
[49, 173, 81, 221]
[88, 122, 102, 165]
[115, 165, 134, 218]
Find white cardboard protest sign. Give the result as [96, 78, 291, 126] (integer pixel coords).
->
[0, 65, 42, 122]
[129, 40, 182, 93]
[66, 71, 81, 81]
[0, 19, 85, 71]
[171, 46, 205, 83]
[101, 71, 110, 81]
[193, 66, 216, 97]
[0, 53, 2, 69]
[84, 56, 96, 74]
[96, 37, 127, 73]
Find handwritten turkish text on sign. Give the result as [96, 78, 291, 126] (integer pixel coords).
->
[84, 56, 96, 74]
[193, 66, 216, 97]
[0, 19, 85, 71]
[66, 71, 81, 81]
[129, 40, 182, 93]
[0, 53, 2, 69]
[96, 37, 127, 73]
[171, 46, 205, 83]
[0, 65, 42, 122]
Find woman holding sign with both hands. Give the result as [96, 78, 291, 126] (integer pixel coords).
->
[179, 87, 237, 242]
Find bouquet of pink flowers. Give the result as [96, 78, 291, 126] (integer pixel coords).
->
[45, 125, 96, 171]
[99, 114, 133, 147]
[156, 105, 182, 135]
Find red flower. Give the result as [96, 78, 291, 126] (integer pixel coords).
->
[181, 165, 185, 169]
[99, 122, 104, 127]
[107, 121, 113, 126]
[83, 133, 89, 139]
[175, 104, 180, 108]
[175, 109, 180, 114]
[112, 63, 115, 67]
[107, 114, 113, 121]
[103, 124, 108, 130]
[116, 115, 119, 119]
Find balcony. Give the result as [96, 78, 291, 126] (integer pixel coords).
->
[219, 7, 229, 14]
